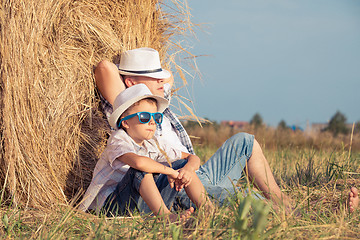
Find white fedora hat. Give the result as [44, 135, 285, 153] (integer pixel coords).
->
[118, 47, 171, 79]
[109, 84, 169, 129]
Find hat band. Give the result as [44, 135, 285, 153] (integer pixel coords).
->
[119, 68, 163, 74]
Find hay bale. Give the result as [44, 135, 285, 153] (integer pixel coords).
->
[0, 0, 192, 208]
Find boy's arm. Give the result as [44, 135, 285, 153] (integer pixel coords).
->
[118, 152, 178, 178]
[173, 152, 201, 191]
[181, 152, 201, 171]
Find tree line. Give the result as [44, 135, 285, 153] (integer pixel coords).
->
[250, 111, 360, 136]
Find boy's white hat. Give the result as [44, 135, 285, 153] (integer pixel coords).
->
[118, 47, 171, 79]
[109, 84, 169, 129]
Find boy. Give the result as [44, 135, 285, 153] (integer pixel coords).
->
[80, 84, 212, 221]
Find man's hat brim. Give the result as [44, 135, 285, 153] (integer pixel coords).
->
[118, 68, 171, 79]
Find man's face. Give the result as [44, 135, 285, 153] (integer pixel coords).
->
[128, 76, 165, 97]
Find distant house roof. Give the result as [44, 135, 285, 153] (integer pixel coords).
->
[221, 120, 249, 129]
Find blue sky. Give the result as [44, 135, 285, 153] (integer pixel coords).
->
[173, 0, 360, 128]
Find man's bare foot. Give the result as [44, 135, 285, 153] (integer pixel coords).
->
[269, 193, 294, 216]
[349, 187, 359, 213]
[167, 207, 194, 223]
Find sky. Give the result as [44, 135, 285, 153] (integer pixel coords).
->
[172, 0, 360, 128]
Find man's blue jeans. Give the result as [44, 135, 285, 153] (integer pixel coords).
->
[175, 132, 259, 209]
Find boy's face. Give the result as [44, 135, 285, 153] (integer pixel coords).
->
[122, 100, 158, 145]
[125, 76, 165, 97]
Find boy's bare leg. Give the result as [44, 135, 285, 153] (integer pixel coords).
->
[349, 187, 359, 213]
[139, 173, 193, 222]
[94, 60, 125, 105]
[183, 173, 214, 211]
[246, 139, 293, 211]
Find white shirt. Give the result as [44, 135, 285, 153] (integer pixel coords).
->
[157, 116, 189, 153]
[155, 83, 190, 153]
[79, 129, 183, 213]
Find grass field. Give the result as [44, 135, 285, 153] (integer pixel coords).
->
[1, 125, 359, 239]
[1, 0, 358, 238]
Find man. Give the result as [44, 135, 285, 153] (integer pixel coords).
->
[94, 47, 358, 213]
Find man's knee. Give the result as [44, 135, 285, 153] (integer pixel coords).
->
[226, 132, 255, 157]
[230, 132, 254, 145]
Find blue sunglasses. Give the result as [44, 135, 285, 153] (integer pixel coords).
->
[117, 111, 164, 128]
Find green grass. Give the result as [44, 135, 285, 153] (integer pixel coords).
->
[1, 144, 360, 239]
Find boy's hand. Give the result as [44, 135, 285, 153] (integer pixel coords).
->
[167, 170, 179, 189]
[174, 167, 195, 191]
